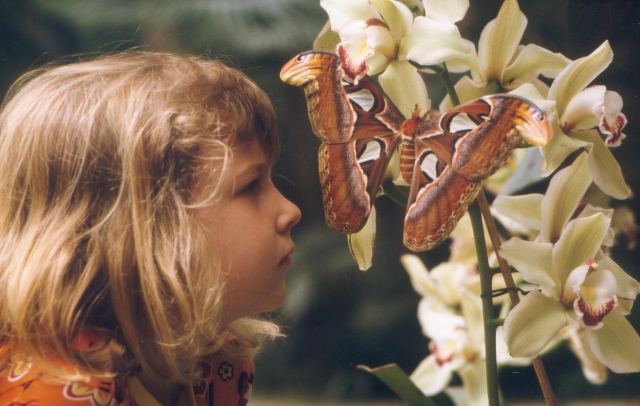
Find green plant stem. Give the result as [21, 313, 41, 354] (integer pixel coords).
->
[439, 63, 556, 406]
[439, 64, 498, 406]
[468, 201, 500, 406]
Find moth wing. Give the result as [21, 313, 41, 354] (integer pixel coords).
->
[403, 139, 480, 251]
[282, 50, 407, 234]
[320, 134, 400, 233]
[439, 95, 548, 181]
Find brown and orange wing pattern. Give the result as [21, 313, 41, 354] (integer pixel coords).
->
[281, 50, 404, 233]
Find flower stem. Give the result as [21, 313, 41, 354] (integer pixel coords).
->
[440, 64, 498, 406]
[435, 63, 460, 107]
[438, 62, 557, 406]
[468, 201, 500, 406]
[475, 191, 557, 406]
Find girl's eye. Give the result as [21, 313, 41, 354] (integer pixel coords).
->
[239, 178, 261, 196]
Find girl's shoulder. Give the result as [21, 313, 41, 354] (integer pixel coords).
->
[0, 337, 255, 406]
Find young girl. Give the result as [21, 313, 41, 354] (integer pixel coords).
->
[0, 52, 301, 405]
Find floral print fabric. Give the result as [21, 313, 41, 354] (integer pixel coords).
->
[0, 334, 255, 406]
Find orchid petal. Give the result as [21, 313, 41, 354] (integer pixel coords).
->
[400, 16, 472, 66]
[418, 297, 465, 339]
[559, 85, 606, 133]
[574, 269, 618, 329]
[565, 325, 608, 384]
[540, 114, 587, 175]
[503, 44, 571, 89]
[496, 327, 531, 366]
[314, 20, 341, 51]
[552, 213, 611, 286]
[500, 239, 558, 298]
[365, 25, 397, 60]
[493, 193, 543, 230]
[320, 0, 379, 31]
[365, 52, 392, 76]
[439, 75, 486, 112]
[586, 308, 640, 373]
[458, 361, 488, 406]
[338, 20, 376, 66]
[548, 41, 613, 117]
[410, 355, 454, 395]
[401, 254, 439, 298]
[541, 152, 591, 243]
[477, 0, 527, 83]
[370, 0, 413, 44]
[379, 60, 430, 118]
[442, 39, 483, 83]
[563, 263, 593, 306]
[503, 289, 568, 358]
[507, 83, 556, 114]
[571, 129, 631, 199]
[347, 206, 376, 270]
[459, 290, 484, 351]
[598, 256, 640, 315]
[431, 262, 477, 306]
[598, 91, 627, 147]
[421, 0, 469, 24]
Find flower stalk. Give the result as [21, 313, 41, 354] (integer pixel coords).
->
[441, 63, 557, 406]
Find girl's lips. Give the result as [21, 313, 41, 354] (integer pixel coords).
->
[279, 255, 292, 268]
[279, 247, 295, 267]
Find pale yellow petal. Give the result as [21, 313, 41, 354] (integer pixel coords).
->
[541, 152, 592, 243]
[321, 0, 379, 31]
[347, 206, 377, 270]
[379, 60, 430, 118]
[552, 213, 611, 285]
[586, 308, 640, 373]
[400, 254, 438, 298]
[559, 85, 606, 132]
[503, 44, 571, 88]
[410, 355, 454, 396]
[547, 41, 613, 117]
[492, 194, 543, 230]
[421, 0, 469, 24]
[477, 0, 527, 83]
[314, 20, 341, 51]
[540, 113, 587, 175]
[399, 16, 472, 66]
[458, 361, 488, 406]
[503, 290, 568, 358]
[571, 129, 631, 199]
[370, 0, 413, 43]
[500, 239, 558, 298]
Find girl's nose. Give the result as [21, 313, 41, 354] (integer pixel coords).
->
[278, 192, 301, 233]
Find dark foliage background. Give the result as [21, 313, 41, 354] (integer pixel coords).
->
[2, 0, 639, 403]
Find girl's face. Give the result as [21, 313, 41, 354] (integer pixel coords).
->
[194, 139, 301, 321]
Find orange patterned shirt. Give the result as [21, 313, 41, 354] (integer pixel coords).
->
[0, 334, 255, 406]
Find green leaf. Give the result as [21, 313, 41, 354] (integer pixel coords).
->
[357, 363, 450, 406]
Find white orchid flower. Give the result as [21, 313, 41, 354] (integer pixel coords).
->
[401, 255, 528, 405]
[501, 231, 640, 374]
[495, 155, 640, 373]
[541, 41, 630, 199]
[320, 0, 471, 118]
[440, 0, 570, 111]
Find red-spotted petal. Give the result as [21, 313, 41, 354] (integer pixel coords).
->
[573, 269, 618, 329]
[598, 91, 627, 147]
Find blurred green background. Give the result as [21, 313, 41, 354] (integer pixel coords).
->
[2, 0, 639, 403]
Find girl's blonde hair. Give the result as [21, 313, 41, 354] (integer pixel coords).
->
[0, 52, 280, 382]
